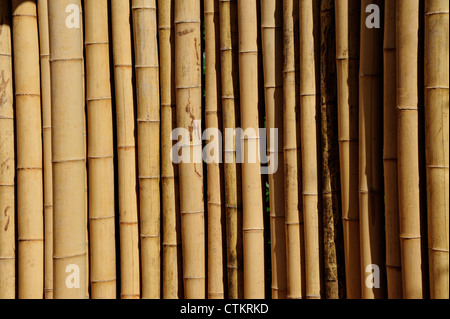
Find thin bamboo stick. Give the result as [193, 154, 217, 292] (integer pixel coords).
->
[12, 0, 44, 299]
[49, 0, 86, 299]
[383, 0, 402, 299]
[159, 0, 183, 299]
[0, 0, 15, 300]
[205, 0, 226, 300]
[424, 0, 449, 300]
[85, 0, 117, 299]
[174, 0, 206, 299]
[111, 0, 140, 299]
[131, 0, 161, 299]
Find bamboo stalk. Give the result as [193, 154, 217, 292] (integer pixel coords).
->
[383, 0, 402, 299]
[85, 0, 117, 299]
[396, 0, 423, 299]
[334, 0, 361, 299]
[159, 0, 183, 299]
[237, 0, 266, 299]
[219, 0, 244, 299]
[205, 0, 226, 300]
[49, 0, 86, 299]
[359, 0, 386, 299]
[111, 0, 140, 299]
[424, 0, 449, 300]
[0, 0, 15, 300]
[131, 0, 161, 299]
[261, 0, 287, 299]
[12, 0, 44, 299]
[174, 0, 205, 299]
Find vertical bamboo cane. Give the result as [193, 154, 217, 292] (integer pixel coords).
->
[85, 0, 117, 299]
[261, 0, 287, 299]
[383, 0, 402, 299]
[12, 0, 44, 299]
[424, 0, 449, 300]
[49, 0, 86, 299]
[131, 0, 161, 299]
[111, 0, 140, 299]
[159, 0, 183, 299]
[205, 0, 226, 299]
[219, 0, 244, 299]
[174, 0, 205, 299]
[0, 0, 15, 300]
[396, 0, 423, 299]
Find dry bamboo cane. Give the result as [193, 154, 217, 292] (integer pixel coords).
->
[111, 0, 140, 299]
[359, 0, 386, 299]
[205, 0, 226, 299]
[334, 0, 361, 299]
[49, 0, 87, 299]
[261, 0, 287, 299]
[424, 0, 449, 300]
[299, 0, 321, 300]
[12, 0, 44, 299]
[0, 0, 15, 300]
[219, 0, 244, 299]
[131, 0, 161, 299]
[159, 0, 183, 299]
[396, 0, 423, 299]
[174, 0, 206, 299]
[383, 0, 402, 299]
[282, 0, 303, 300]
[85, 0, 117, 299]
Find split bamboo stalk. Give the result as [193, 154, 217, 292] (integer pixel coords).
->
[237, 0, 266, 299]
[111, 0, 141, 299]
[299, 0, 321, 299]
[205, 0, 226, 299]
[0, 0, 15, 300]
[261, 0, 287, 299]
[383, 0, 402, 299]
[159, 0, 183, 299]
[424, 0, 449, 300]
[49, 0, 87, 299]
[396, 0, 424, 299]
[359, 0, 386, 299]
[334, 0, 361, 299]
[219, 0, 244, 299]
[85, 0, 117, 299]
[132, 0, 161, 299]
[37, 0, 53, 300]
[12, 0, 44, 299]
[174, 0, 206, 299]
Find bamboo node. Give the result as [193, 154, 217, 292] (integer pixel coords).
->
[52, 158, 85, 164]
[0, 256, 15, 260]
[174, 20, 201, 24]
[138, 175, 160, 180]
[135, 64, 159, 69]
[131, 6, 156, 10]
[89, 215, 115, 220]
[425, 10, 450, 16]
[91, 278, 117, 283]
[428, 247, 449, 253]
[50, 58, 83, 62]
[119, 221, 138, 225]
[176, 84, 202, 90]
[0, 53, 12, 57]
[17, 167, 42, 171]
[140, 234, 161, 238]
[85, 41, 109, 46]
[12, 13, 37, 18]
[15, 93, 40, 97]
[242, 228, 264, 233]
[180, 210, 204, 215]
[184, 276, 206, 279]
[53, 252, 86, 260]
[87, 96, 112, 102]
[88, 155, 114, 160]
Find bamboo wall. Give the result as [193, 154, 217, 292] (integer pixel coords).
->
[0, 0, 448, 299]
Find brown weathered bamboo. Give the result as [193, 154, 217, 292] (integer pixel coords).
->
[0, 0, 15, 300]
[111, 0, 140, 299]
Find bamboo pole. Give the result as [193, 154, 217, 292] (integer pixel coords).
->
[174, 0, 205, 299]
[334, 0, 361, 299]
[85, 0, 117, 299]
[111, 0, 140, 299]
[299, 0, 321, 299]
[359, 0, 386, 299]
[49, 0, 86, 299]
[261, 0, 287, 299]
[12, 0, 44, 299]
[424, 0, 449, 300]
[237, 0, 266, 299]
[396, 0, 423, 299]
[131, 0, 161, 299]
[205, 0, 226, 299]
[383, 0, 402, 299]
[0, 0, 15, 300]
[159, 0, 183, 299]
[219, 0, 244, 299]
